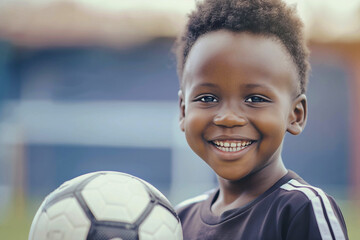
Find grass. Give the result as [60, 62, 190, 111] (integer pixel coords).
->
[341, 201, 360, 239]
[0, 204, 33, 240]
[0, 199, 359, 239]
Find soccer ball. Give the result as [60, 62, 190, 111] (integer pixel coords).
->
[28, 171, 183, 240]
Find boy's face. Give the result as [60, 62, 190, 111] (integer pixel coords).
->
[179, 30, 306, 181]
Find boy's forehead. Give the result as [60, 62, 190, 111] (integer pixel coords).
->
[181, 30, 300, 95]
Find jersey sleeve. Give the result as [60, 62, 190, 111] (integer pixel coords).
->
[285, 197, 348, 240]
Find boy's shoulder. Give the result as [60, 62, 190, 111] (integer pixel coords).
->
[175, 188, 216, 213]
[279, 176, 335, 206]
[176, 171, 348, 240]
[276, 175, 345, 224]
[276, 174, 348, 239]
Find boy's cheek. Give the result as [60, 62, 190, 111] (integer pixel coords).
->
[183, 114, 208, 138]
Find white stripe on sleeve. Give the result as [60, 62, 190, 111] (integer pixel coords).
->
[281, 183, 333, 240]
[175, 193, 209, 210]
[289, 179, 346, 240]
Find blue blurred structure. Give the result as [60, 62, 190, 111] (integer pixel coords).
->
[0, 38, 215, 205]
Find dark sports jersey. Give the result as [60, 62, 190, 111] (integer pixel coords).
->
[176, 171, 348, 240]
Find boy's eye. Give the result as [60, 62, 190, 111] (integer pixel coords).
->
[196, 95, 218, 103]
[245, 96, 269, 103]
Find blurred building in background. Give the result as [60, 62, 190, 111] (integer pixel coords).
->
[0, 0, 359, 237]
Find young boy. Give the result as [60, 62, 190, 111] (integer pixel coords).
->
[174, 0, 348, 239]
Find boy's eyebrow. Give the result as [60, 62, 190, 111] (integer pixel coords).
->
[193, 82, 219, 88]
[242, 83, 267, 89]
[192, 82, 275, 91]
[242, 83, 274, 91]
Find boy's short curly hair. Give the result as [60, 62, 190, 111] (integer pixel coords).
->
[175, 0, 310, 94]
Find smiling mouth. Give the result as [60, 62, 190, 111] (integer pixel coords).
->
[211, 140, 254, 152]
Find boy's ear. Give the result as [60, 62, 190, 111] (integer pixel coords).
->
[287, 94, 307, 135]
[178, 90, 185, 132]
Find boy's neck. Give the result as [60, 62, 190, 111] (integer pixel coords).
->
[211, 157, 287, 216]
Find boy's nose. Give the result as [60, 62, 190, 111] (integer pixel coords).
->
[213, 110, 247, 127]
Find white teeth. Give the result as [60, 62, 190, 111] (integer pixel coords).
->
[212, 140, 253, 152]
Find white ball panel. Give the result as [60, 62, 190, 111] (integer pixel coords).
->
[82, 174, 149, 223]
[66, 198, 91, 228]
[138, 179, 171, 206]
[29, 211, 50, 240]
[81, 188, 107, 214]
[56, 172, 98, 193]
[29, 198, 90, 240]
[84, 173, 129, 190]
[100, 204, 131, 222]
[46, 197, 72, 219]
[98, 181, 132, 205]
[139, 205, 183, 240]
[47, 215, 74, 239]
[72, 227, 92, 240]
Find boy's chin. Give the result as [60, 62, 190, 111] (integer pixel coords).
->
[214, 169, 254, 182]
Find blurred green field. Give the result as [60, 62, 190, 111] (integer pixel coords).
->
[1, 200, 359, 239]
